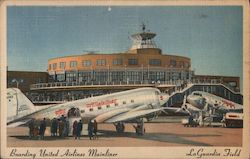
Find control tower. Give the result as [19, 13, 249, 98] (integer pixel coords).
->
[130, 24, 158, 50]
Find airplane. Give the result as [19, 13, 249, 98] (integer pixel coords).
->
[186, 91, 243, 114]
[178, 91, 243, 126]
[7, 87, 188, 134]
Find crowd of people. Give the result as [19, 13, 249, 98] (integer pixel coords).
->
[28, 116, 98, 140]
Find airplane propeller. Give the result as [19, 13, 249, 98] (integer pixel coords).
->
[175, 95, 191, 115]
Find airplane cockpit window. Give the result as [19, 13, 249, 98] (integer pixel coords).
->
[193, 93, 202, 96]
[68, 107, 81, 117]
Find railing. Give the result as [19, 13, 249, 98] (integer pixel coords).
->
[29, 82, 242, 105]
[30, 80, 239, 93]
[30, 80, 184, 90]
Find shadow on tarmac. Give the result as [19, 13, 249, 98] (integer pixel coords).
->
[10, 129, 217, 146]
[97, 130, 214, 146]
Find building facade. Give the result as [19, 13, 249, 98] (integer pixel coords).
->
[48, 26, 193, 85]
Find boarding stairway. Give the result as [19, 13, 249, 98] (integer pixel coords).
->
[164, 83, 243, 107]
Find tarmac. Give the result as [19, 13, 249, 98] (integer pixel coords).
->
[7, 121, 242, 147]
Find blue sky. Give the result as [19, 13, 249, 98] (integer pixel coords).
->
[7, 6, 243, 83]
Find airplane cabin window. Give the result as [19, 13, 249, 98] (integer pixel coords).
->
[131, 99, 134, 103]
[115, 103, 118, 106]
[89, 108, 93, 111]
[80, 110, 85, 113]
[98, 107, 102, 110]
[123, 101, 126, 104]
[106, 105, 110, 108]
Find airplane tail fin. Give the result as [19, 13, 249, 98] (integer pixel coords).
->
[7, 88, 36, 123]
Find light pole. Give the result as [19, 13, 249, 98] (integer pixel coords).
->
[12, 79, 23, 89]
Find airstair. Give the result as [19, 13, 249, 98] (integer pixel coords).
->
[164, 83, 243, 107]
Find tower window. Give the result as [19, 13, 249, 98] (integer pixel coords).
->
[149, 59, 161, 66]
[52, 63, 57, 70]
[113, 59, 123, 65]
[96, 59, 106, 66]
[128, 59, 138, 65]
[70, 61, 77, 68]
[60, 62, 66, 69]
[82, 60, 92, 67]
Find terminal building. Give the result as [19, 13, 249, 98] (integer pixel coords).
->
[47, 25, 192, 85]
[7, 25, 242, 104]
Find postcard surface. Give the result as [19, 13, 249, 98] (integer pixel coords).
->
[0, 0, 249, 159]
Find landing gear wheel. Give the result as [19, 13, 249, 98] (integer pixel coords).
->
[115, 122, 125, 133]
[134, 118, 145, 136]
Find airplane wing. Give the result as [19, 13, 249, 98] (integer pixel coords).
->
[105, 107, 163, 123]
[101, 105, 191, 123]
[7, 119, 32, 127]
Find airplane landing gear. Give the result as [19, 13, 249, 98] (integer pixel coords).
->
[133, 119, 145, 136]
[114, 122, 125, 133]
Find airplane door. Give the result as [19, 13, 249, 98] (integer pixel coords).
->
[67, 108, 82, 136]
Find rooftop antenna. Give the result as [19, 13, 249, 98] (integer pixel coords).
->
[141, 22, 146, 32]
[82, 50, 99, 54]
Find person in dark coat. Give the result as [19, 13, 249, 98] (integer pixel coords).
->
[39, 118, 46, 140]
[73, 120, 78, 139]
[58, 119, 64, 137]
[28, 119, 35, 139]
[63, 117, 69, 137]
[50, 118, 58, 137]
[93, 120, 98, 139]
[76, 120, 83, 139]
[88, 120, 94, 140]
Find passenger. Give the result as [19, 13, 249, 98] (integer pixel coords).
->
[73, 120, 78, 139]
[60, 115, 66, 123]
[76, 120, 83, 139]
[88, 120, 94, 140]
[51, 118, 57, 137]
[54, 118, 58, 136]
[39, 118, 46, 140]
[28, 119, 35, 139]
[58, 119, 65, 137]
[93, 120, 98, 139]
[63, 117, 69, 137]
[33, 126, 39, 140]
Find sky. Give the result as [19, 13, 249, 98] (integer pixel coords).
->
[7, 6, 243, 85]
